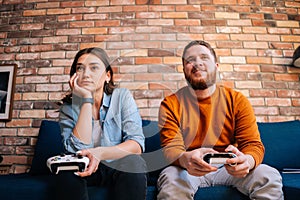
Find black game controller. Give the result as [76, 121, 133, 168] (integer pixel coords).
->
[203, 152, 237, 167]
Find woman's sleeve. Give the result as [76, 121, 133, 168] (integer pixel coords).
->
[59, 104, 93, 153]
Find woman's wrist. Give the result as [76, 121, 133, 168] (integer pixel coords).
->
[81, 97, 94, 105]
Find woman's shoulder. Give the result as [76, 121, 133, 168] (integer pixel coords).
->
[112, 87, 131, 97]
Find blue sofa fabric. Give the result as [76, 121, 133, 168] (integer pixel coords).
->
[258, 120, 300, 171]
[0, 120, 299, 200]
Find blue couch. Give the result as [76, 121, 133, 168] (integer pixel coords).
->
[0, 119, 299, 200]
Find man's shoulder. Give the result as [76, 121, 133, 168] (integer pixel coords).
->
[169, 86, 190, 97]
[218, 85, 250, 107]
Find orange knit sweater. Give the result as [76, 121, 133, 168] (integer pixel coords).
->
[158, 85, 264, 168]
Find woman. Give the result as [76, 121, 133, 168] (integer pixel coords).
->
[55, 47, 147, 200]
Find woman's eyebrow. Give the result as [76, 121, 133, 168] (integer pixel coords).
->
[88, 62, 102, 66]
[76, 62, 101, 66]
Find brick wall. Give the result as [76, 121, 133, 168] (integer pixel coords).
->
[0, 0, 299, 173]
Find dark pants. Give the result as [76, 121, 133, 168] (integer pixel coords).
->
[52, 154, 147, 200]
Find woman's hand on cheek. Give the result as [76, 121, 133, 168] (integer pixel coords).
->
[69, 73, 93, 98]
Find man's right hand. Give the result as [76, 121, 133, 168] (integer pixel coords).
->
[178, 148, 219, 176]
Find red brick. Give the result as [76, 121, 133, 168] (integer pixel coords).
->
[42, 36, 68, 43]
[136, 57, 162, 64]
[254, 107, 279, 115]
[14, 165, 30, 174]
[72, 7, 96, 14]
[110, 0, 135, 5]
[23, 10, 46, 16]
[16, 53, 40, 60]
[20, 23, 43, 30]
[41, 51, 65, 59]
[278, 90, 300, 98]
[58, 14, 83, 22]
[36, 84, 62, 92]
[0, 129, 17, 136]
[268, 116, 295, 122]
[274, 74, 299, 81]
[36, 2, 60, 9]
[250, 89, 276, 97]
[135, 73, 162, 81]
[246, 57, 272, 64]
[213, 0, 236, 4]
[266, 98, 291, 106]
[6, 119, 32, 128]
[149, 82, 177, 90]
[3, 155, 28, 165]
[280, 107, 300, 116]
[123, 5, 148, 11]
[292, 99, 300, 106]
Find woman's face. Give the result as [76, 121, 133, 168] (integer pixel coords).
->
[75, 53, 110, 93]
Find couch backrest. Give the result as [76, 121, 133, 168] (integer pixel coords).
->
[29, 120, 64, 175]
[258, 120, 300, 171]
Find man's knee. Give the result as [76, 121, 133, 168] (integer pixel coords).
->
[248, 164, 283, 199]
[157, 166, 195, 200]
[253, 164, 282, 183]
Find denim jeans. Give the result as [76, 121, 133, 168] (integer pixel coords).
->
[157, 164, 284, 200]
[53, 154, 147, 200]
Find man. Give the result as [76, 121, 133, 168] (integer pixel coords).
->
[157, 40, 283, 199]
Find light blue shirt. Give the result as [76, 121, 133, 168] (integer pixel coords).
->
[59, 88, 145, 154]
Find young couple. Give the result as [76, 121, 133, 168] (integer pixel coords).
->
[53, 41, 283, 200]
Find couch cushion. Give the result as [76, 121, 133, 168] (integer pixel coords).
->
[0, 173, 55, 200]
[29, 120, 64, 175]
[0, 173, 109, 200]
[258, 120, 300, 171]
[282, 173, 300, 200]
[195, 186, 249, 200]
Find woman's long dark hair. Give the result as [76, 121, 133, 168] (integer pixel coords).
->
[61, 47, 116, 104]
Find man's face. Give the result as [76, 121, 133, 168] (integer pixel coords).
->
[183, 45, 218, 90]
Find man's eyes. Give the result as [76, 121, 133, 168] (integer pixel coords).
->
[185, 55, 209, 63]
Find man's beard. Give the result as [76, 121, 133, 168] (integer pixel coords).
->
[185, 70, 217, 90]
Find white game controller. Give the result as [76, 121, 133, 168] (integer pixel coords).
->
[203, 152, 237, 167]
[47, 153, 89, 174]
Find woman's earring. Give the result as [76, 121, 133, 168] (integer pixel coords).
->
[106, 80, 109, 84]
